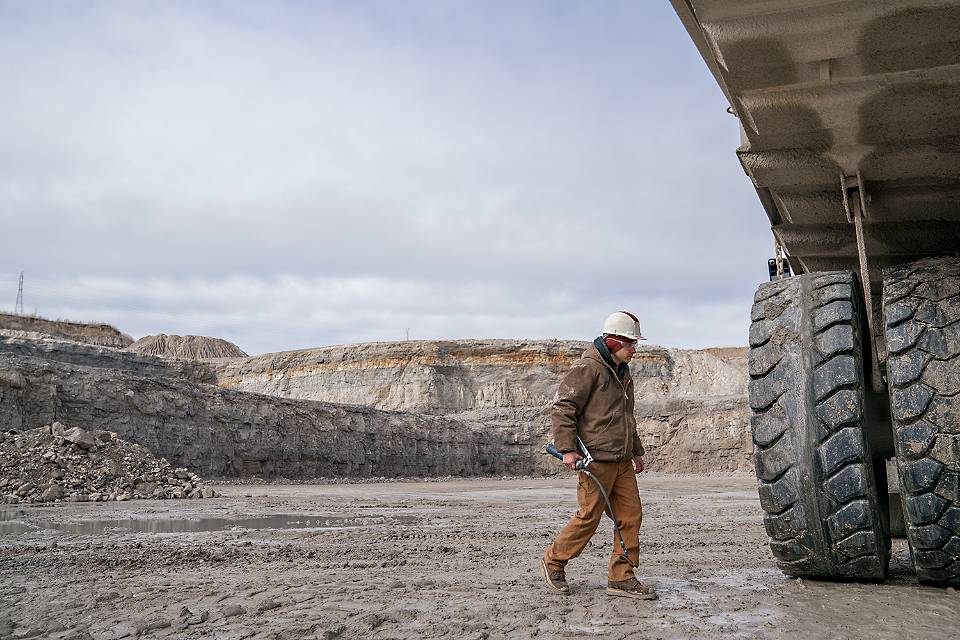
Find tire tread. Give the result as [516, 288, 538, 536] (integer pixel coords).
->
[883, 256, 960, 586]
[749, 271, 888, 580]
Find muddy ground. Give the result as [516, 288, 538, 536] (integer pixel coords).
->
[1, 474, 956, 639]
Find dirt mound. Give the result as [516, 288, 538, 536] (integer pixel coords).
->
[0, 313, 132, 348]
[0, 423, 218, 503]
[127, 334, 247, 359]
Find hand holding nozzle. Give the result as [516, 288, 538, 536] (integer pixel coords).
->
[562, 451, 584, 471]
[544, 443, 586, 470]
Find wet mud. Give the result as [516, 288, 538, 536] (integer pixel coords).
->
[1, 475, 957, 639]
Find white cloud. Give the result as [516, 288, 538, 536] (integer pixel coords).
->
[1, 2, 773, 354]
[4, 273, 753, 355]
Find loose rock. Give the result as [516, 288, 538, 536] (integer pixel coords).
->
[62, 426, 97, 450]
[40, 484, 64, 502]
[221, 604, 246, 618]
[257, 598, 281, 612]
[0, 424, 219, 503]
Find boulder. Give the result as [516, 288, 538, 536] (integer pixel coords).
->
[62, 427, 96, 450]
[40, 484, 63, 502]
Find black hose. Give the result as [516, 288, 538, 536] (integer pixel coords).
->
[544, 444, 636, 567]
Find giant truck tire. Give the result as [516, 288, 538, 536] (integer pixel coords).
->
[882, 256, 960, 586]
[749, 271, 889, 580]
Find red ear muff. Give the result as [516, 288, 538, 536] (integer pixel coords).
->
[605, 335, 636, 354]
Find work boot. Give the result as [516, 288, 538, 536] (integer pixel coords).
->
[606, 577, 657, 600]
[541, 559, 569, 594]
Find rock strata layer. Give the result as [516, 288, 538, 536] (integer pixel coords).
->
[0, 423, 217, 503]
[0, 313, 132, 348]
[0, 331, 214, 388]
[0, 347, 531, 479]
[212, 340, 752, 472]
[0, 333, 752, 477]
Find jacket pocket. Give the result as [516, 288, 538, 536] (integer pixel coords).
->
[588, 418, 623, 453]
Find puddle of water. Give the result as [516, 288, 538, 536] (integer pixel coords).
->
[0, 511, 417, 536]
[690, 567, 779, 590]
[567, 625, 605, 636]
[705, 608, 780, 631]
[0, 521, 33, 535]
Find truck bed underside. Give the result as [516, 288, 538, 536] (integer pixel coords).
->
[674, 1, 960, 281]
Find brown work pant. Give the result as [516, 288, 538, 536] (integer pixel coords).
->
[543, 459, 642, 582]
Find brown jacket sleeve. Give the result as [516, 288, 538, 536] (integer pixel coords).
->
[551, 361, 596, 453]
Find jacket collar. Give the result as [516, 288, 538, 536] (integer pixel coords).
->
[589, 337, 629, 380]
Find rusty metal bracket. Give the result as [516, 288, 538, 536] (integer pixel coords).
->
[775, 238, 785, 279]
[841, 172, 884, 392]
[840, 173, 866, 223]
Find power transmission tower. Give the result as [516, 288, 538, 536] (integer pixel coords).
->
[15, 272, 24, 315]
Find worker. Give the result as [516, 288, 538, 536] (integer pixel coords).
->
[541, 311, 656, 600]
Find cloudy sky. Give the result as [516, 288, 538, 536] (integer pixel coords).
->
[0, 1, 770, 355]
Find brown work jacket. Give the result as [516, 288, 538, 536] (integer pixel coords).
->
[551, 342, 645, 462]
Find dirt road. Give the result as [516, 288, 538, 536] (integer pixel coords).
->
[1, 475, 956, 639]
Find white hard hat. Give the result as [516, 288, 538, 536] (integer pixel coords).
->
[602, 311, 646, 341]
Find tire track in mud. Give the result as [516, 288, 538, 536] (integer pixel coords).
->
[1, 476, 956, 639]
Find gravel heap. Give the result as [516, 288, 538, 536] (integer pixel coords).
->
[0, 423, 218, 504]
[126, 333, 247, 359]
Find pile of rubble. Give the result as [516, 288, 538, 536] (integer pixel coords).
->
[126, 333, 248, 358]
[0, 423, 218, 504]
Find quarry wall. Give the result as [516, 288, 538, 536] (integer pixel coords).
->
[212, 340, 753, 472]
[0, 332, 752, 477]
[0, 348, 521, 480]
